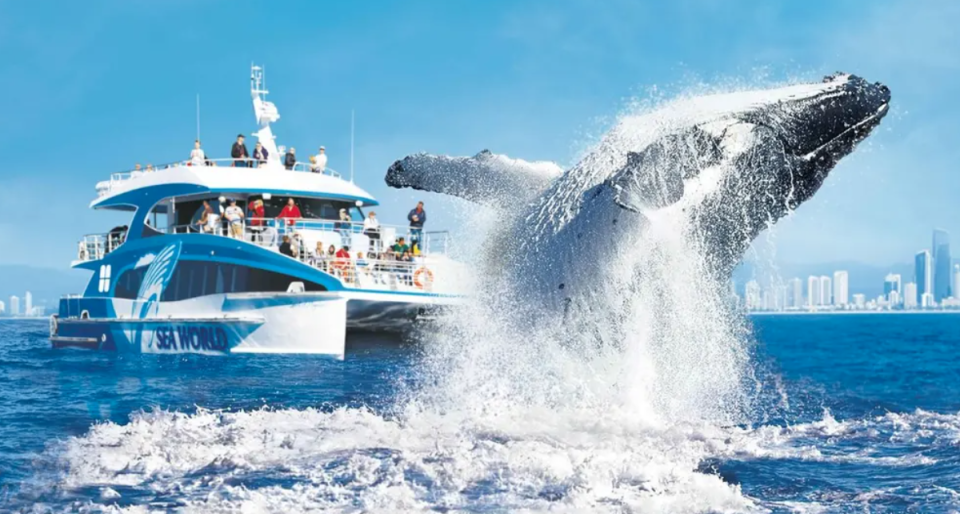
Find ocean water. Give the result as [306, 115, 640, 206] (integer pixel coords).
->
[1, 314, 958, 513]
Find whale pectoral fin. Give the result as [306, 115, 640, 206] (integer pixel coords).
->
[610, 127, 722, 212]
[385, 151, 563, 208]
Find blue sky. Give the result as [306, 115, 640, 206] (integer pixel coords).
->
[1, 0, 958, 270]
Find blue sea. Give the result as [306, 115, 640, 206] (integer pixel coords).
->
[1, 314, 958, 512]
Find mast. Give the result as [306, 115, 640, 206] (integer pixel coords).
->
[196, 94, 200, 141]
[250, 64, 281, 166]
[350, 109, 355, 184]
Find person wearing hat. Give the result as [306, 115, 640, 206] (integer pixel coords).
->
[313, 146, 327, 173]
[223, 198, 245, 239]
[231, 134, 249, 167]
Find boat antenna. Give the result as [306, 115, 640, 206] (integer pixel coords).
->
[350, 109, 355, 184]
[196, 94, 201, 141]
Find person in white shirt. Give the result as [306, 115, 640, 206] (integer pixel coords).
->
[190, 140, 206, 167]
[223, 199, 245, 238]
[362, 211, 381, 253]
[313, 146, 328, 173]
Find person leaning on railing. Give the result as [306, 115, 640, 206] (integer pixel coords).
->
[363, 211, 381, 253]
[284, 147, 297, 170]
[313, 146, 327, 173]
[231, 134, 249, 167]
[253, 142, 268, 168]
[190, 140, 206, 166]
[277, 198, 301, 227]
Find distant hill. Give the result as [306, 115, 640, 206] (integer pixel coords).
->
[734, 260, 914, 300]
[0, 265, 90, 311]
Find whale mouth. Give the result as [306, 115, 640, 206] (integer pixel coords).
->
[744, 74, 891, 160]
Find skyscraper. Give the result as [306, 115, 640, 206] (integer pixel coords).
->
[954, 265, 960, 301]
[10, 296, 19, 316]
[833, 270, 849, 306]
[883, 273, 902, 299]
[904, 282, 918, 309]
[24, 291, 32, 317]
[807, 276, 821, 307]
[934, 229, 951, 302]
[819, 275, 832, 306]
[789, 277, 803, 308]
[0, 300, 5, 315]
[915, 250, 933, 302]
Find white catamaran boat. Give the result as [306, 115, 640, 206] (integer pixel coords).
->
[50, 65, 468, 358]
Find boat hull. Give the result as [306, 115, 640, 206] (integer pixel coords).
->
[52, 291, 459, 357]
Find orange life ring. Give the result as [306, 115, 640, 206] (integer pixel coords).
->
[413, 267, 434, 289]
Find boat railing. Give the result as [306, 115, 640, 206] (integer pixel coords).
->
[75, 232, 126, 262]
[164, 217, 449, 256]
[297, 256, 444, 292]
[97, 159, 343, 196]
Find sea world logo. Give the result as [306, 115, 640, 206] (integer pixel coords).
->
[154, 325, 230, 352]
[130, 241, 182, 351]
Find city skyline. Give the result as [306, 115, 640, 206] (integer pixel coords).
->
[3, 291, 47, 318]
[740, 228, 960, 312]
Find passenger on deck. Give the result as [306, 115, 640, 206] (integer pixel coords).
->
[253, 142, 268, 167]
[231, 135, 249, 167]
[356, 251, 369, 282]
[335, 245, 354, 283]
[291, 232, 305, 260]
[363, 211, 381, 253]
[146, 163, 155, 173]
[284, 147, 296, 170]
[278, 198, 302, 227]
[313, 241, 327, 271]
[391, 237, 409, 259]
[190, 140, 206, 166]
[313, 146, 327, 173]
[224, 199, 244, 238]
[246, 199, 265, 242]
[326, 244, 338, 275]
[399, 250, 414, 286]
[200, 201, 220, 235]
[408, 201, 426, 248]
[133, 163, 142, 174]
[279, 235, 295, 257]
[336, 208, 352, 246]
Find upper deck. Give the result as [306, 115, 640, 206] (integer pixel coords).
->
[93, 160, 378, 211]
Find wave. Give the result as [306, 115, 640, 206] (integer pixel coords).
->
[30, 407, 960, 512]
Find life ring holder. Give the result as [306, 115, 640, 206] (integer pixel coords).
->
[413, 267, 434, 290]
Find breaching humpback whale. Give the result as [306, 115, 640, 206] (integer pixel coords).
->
[386, 74, 890, 322]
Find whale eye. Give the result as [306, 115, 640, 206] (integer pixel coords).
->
[559, 283, 565, 290]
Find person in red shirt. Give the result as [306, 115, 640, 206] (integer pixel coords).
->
[246, 199, 266, 243]
[277, 198, 302, 227]
[334, 245, 354, 283]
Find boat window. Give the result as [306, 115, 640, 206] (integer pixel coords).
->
[114, 267, 148, 299]
[159, 261, 326, 302]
